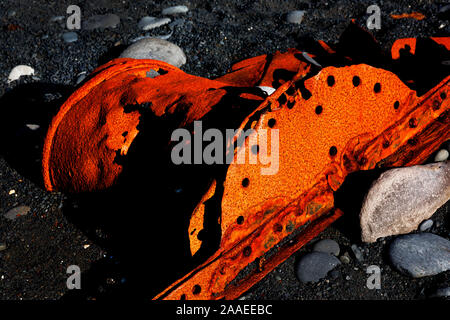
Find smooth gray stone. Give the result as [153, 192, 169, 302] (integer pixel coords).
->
[389, 233, 450, 278]
[286, 10, 305, 24]
[419, 219, 433, 231]
[4, 206, 31, 220]
[351, 244, 364, 262]
[83, 14, 120, 30]
[62, 32, 78, 43]
[312, 239, 340, 256]
[138, 16, 171, 30]
[120, 38, 186, 68]
[295, 252, 340, 283]
[162, 5, 189, 15]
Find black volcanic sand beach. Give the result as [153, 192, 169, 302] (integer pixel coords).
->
[0, 0, 449, 300]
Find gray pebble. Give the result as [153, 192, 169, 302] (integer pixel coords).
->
[295, 252, 340, 283]
[340, 253, 351, 264]
[120, 38, 186, 68]
[330, 270, 340, 280]
[4, 206, 31, 220]
[419, 219, 433, 232]
[0, 243, 6, 251]
[62, 32, 78, 43]
[162, 5, 189, 15]
[83, 14, 120, 30]
[312, 239, 340, 256]
[434, 149, 449, 162]
[351, 244, 364, 262]
[50, 16, 65, 22]
[138, 17, 171, 30]
[286, 10, 305, 24]
[76, 72, 87, 85]
[389, 233, 450, 278]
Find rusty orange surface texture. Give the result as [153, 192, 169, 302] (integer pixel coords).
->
[42, 25, 449, 300]
[390, 12, 426, 20]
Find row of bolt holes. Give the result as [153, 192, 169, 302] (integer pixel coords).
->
[240, 75, 384, 190]
[182, 77, 447, 300]
[240, 75, 445, 193]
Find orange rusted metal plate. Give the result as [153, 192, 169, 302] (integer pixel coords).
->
[43, 49, 311, 193]
[162, 64, 449, 300]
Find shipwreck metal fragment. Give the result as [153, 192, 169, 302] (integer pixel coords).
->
[42, 25, 450, 300]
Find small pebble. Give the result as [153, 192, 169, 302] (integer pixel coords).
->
[419, 219, 433, 231]
[162, 5, 189, 15]
[76, 73, 87, 85]
[4, 205, 31, 220]
[345, 275, 351, 281]
[313, 239, 340, 256]
[330, 270, 340, 280]
[0, 243, 6, 252]
[286, 10, 306, 24]
[25, 124, 40, 130]
[138, 17, 171, 30]
[434, 149, 449, 162]
[62, 32, 78, 43]
[50, 16, 65, 22]
[340, 254, 350, 264]
[83, 14, 120, 30]
[7, 65, 35, 83]
[351, 244, 364, 262]
[295, 252, 340, 283]
[389, 233, 450, 278]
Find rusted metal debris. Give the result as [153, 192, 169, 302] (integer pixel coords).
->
[42, 24, 449, 300]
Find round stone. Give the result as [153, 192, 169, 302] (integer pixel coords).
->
[419, 219, 433, 231]
[62, 32, 78, 43]
[312, 239, 340, 256]
[434, 149, 449, 162]
[295, 252, 340, 283]
[120, 38, 186, 68]
[389, 233, 450, 278]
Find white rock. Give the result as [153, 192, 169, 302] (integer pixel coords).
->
[435, 149, 449, 162]
[257, 86, 276, 96]
[7, 65, 35, 83]
[138, 16, 171, 30]
[120, 38, 186, 68]
[286, 10, 305, 24]
[360, 162, 450, 243]
[25, 124, 40, 130]
[162, 5, 189, 15]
